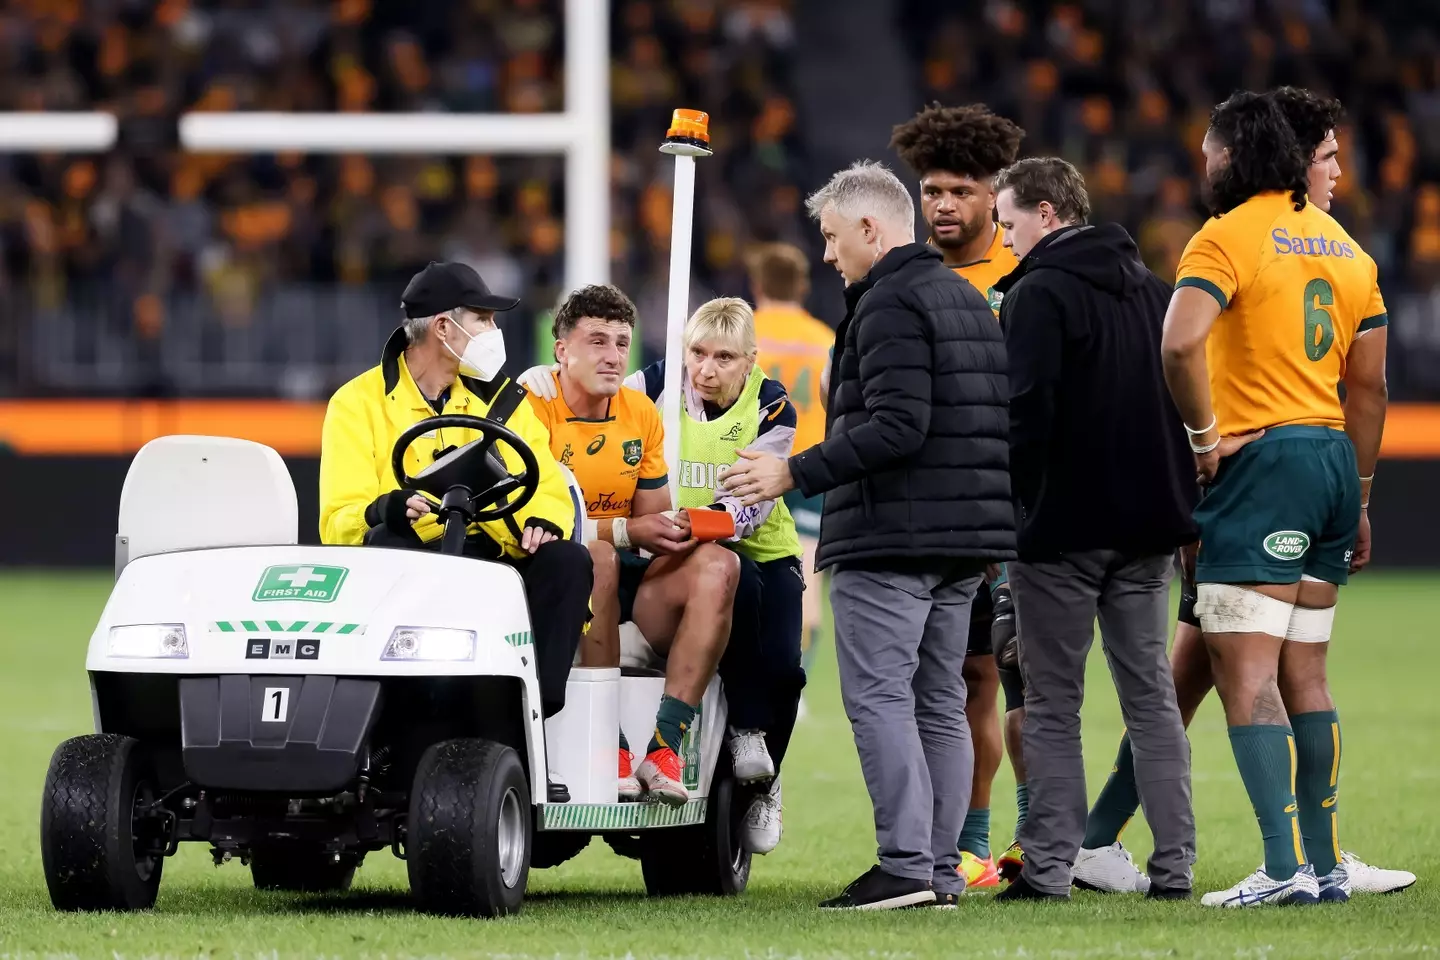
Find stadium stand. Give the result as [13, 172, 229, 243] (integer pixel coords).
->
[1, 0, 1438, 398]
[0, 0, 808, 396]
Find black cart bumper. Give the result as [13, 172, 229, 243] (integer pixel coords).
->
[180, 675, 380, 792]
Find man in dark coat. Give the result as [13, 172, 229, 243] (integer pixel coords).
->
[990, 157, 1198, 902]
[723, 160, 1015, 909]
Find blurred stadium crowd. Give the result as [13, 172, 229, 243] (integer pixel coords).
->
[0, 0, 1438, 398]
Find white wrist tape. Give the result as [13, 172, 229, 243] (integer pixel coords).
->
[1185, 416, 1217, 436]
[1190, 436, 1220, 454]
[581, 518, 598, 543]
[1285, 604, 1336, 644]
[611, 516, 631, 550]
[1195, 583, 1294, 637]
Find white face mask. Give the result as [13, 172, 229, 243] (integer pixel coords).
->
[443, 319, 507, 381]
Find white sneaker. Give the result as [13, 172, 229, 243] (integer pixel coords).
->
[1201, 864, 1320, 907]
[1073, 843, 1151, 893]
[1340, 851, 1416, 894]
[741, 780, 783, 854]
[1317, 860, 1351, 902]
[728, 729, 775, 784]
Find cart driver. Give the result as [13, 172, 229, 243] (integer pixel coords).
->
[523, 284, 740, 808]
[319, 262, 593, 792]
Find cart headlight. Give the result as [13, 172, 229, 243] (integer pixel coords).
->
[108, 624, 189, 659]
[382, 627, 476, 662]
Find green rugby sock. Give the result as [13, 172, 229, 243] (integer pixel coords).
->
[1291, 710, 1342, 876]
[1014, 782, 1029, 832]
[1229, 724, 1305, 879]
[958, 808, 991, 859]
[648, 695, 695, 756]
[1084, 733, 1139, 848]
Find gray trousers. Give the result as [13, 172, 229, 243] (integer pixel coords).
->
[831, 562, 981, 895]
[1012, 551, 1195, 893]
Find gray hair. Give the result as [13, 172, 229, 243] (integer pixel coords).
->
[804, 160, 915, 235]
[403, 313, 435, 344]
[404, 306, 478, 344]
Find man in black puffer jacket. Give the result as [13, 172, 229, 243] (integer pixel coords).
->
[723, 160, 1015, 910]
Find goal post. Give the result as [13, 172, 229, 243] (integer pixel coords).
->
[0, 0, 609, 295]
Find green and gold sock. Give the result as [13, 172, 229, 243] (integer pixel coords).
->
[1291, 710, 1342, 876]
[647, 695, 695, 756]
[1084, 732, 1139, 848]
[958, 808, 991, 859]
[1229, 724, 1306, 879]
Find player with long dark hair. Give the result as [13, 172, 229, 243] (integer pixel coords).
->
[1080, 87, 1415, 899]
[1160, 91, 1390, 906]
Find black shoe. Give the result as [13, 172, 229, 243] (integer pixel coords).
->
[932, 891, 960, 908]
[819, 866, 936, 910]
[547, 778, 570, 803]
[996, 875, 1071, 902]
[1146, 885, 1193, 901]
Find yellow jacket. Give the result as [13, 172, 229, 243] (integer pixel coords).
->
[320, 328, 573, 555]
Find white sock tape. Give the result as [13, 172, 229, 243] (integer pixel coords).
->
[1195, 583, 1294, 637]
[1286, 605, 1336, 644]
[611, 516, 631, 550]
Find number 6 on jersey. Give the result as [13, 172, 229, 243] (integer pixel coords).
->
[1304, 277, 1335, 361]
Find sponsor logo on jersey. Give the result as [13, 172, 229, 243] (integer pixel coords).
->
[1263, 530, 1311, 560]
[586, 435, 606, 455]
[586, 491, 632, 515]
[1272, 228, 1356, 259]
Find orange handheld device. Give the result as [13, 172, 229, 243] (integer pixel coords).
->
[685, 506, 736, 542]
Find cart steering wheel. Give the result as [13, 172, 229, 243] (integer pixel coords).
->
[391, 414, 540, 524]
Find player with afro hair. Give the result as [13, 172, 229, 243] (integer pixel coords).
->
[890, 103, 1025, 291]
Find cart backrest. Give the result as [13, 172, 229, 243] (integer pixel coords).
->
[558, 463, 588, 542]
[116, 435, 298, 575]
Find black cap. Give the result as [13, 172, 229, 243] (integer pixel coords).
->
[400, 261, 520, 318]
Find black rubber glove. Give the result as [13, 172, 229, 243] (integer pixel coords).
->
[522, 517, 565, 542]
[365, 491, 418, 534]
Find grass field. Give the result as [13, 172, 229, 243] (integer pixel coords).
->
[1, 570, 1437, 959]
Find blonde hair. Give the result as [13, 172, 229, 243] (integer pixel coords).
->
[683, 297, 757, 356]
